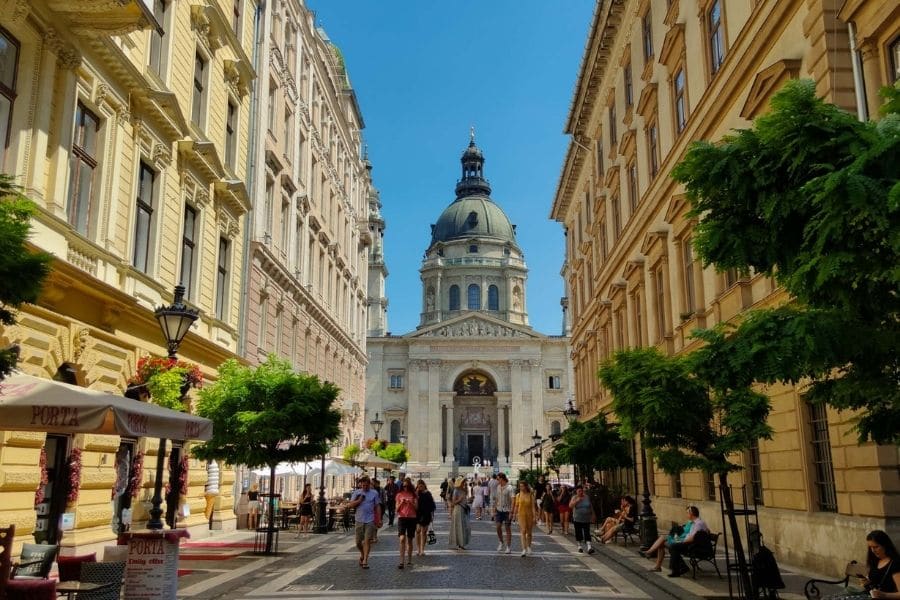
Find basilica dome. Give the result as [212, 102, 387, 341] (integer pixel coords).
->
[430, 134, 517, 246]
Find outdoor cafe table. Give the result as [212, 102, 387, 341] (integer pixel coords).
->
[56, 580, 115, 599]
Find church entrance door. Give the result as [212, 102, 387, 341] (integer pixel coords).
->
[466, 434, 484, 467]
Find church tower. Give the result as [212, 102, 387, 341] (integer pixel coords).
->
[419, 134, 529, 328]
[366, 159, 388, 337]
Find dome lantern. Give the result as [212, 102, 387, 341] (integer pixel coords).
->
[455, 127, 491, 199]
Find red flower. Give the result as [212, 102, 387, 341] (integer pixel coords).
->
[66, 448, 82, 505]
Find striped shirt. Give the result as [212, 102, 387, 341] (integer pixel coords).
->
[494, 484, 514, 513]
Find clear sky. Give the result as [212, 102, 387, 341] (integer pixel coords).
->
[308, 1, 595, 335]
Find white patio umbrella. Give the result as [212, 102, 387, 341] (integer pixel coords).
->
[306, 459, 363, 478]
[355, 450, 399, 479]
[251, 462, 315, 477]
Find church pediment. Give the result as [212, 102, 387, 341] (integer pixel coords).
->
[406, 313, 543, 339]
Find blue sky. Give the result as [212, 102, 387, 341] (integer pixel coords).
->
[308, 1, 594, 335]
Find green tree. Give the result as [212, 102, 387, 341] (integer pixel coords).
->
[671, 79, 900, 444]
[551, 414, 632, 483]
[193, 356, 342, 553]
[0, 175, 52, 379]
[599, 347, 772, 597]
[377, 442, 410, 465]
[342, 443, 361, 465]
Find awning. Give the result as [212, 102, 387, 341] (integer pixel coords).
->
[0, 373, 212, 440]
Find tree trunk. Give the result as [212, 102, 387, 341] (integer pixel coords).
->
[266, 462, 277, 554]
[719, 472, 753, 600]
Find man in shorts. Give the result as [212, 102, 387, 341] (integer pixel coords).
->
[348, 476, 381, 569]
[493, 473, 514, 554]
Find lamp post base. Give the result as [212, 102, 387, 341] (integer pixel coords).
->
[314, 496, 328, 534]
[639, 515, 658, 551]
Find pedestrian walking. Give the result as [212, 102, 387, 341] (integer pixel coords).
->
[493, 473, 514, 553]
[439, 478, 449, 509]
[569, 485, 596, 554]
[348, 475, 381, 569]
[298, 483, 314, 534]
[414, 479, 436, 556]
[472, 477, 485, 520]
[371, 478, 384, 543]
[512, 480, 538, 556]
[540, 483, 556, 534]
[385, 475, 399, 527]
[395, 477, 417, 569]
[488, 474, 500, 521]
[448, 476, 471, 550]
[556, 485, 572, 536]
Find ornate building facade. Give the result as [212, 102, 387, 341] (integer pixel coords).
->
[0, 0, 257, 553]
[242, 0, 373, 452]
[366, 138, 570, 477]
[551, 0, 899, 574]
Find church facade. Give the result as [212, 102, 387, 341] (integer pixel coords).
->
[366, 137, 571, 476]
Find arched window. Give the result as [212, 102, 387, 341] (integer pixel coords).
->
[551, 420, 561, 436]
[488, 285, 499, 310]
[389, 419, 401, 443]
[449, 285, 460, 310]
[468, 284, 481, 309]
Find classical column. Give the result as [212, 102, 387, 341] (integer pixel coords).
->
[497, 402, 507, 465]
[509, 360, 523, 462]
[529, 360, 544, 442]
[427, 360, 442, 465]
[407, 359, 422, 461]
[445, 404, 455, 464]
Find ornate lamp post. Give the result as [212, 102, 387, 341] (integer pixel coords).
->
[532, 430, 543, 473]
[370, 412, 384, 440]
[563, 398, 580, 483]
[148, 284, 198, 530]
[314, 444, 329, 534]
[638, 432, 658, 551]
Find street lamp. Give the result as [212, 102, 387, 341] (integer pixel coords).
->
[638, 432, 658, 551]
[314, 445, 329, 534]
[563, 398, 580, 484]
[532, 430, 543, 473]
[370, 412, 384, 440]
[148, 284, 199, 530]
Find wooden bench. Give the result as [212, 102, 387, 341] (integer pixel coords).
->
[804, 561, 865, 600]
[686, 532, 722, 579]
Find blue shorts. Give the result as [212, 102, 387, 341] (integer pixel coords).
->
[495, 511, 510, 524]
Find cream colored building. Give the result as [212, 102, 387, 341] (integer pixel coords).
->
[367, 139, 571, 478]
[0, 0, 257, 554]
[551, 0, 899, 575]
[243, 0, 373, 456]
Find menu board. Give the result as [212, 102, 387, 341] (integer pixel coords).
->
[123, 531, 181, 600]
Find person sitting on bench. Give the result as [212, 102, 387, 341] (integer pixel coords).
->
[641, 506, 696, 572]
[667, 506, 710, 578]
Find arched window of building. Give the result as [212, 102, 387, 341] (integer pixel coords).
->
[449, 285, 460, 310]
[550, 420, 561, 436]
[488, 285, 499, 311]
[389, 419, 401, 443]
[468, 284, 481, 309]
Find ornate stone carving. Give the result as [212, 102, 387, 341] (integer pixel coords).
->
[152, 142, 172, 169]
[72, 328, 91, 362]
[426, 317, 529, 338]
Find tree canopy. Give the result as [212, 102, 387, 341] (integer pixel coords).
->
[192, 356, 342, 469]
[0, 175, 52, 379]
[671, 79, 900, 444]
[550, 413, 632, 480]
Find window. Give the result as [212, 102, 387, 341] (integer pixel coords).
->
[550, 420, 561, 436]
[808, 402, 838, 512]
[708, 0, 725, 75]
[611, 195, 621, 239]
[449, 285, 460, 310]
[642, 10, 654, 62]
[191, 53, 207, 126]
[705, 471, 717, 501]
[467, 284, 481, 310]
[148, 0, 168, 75]
[68, 103, 100, 236]
[595, 138, 604, 176]
[180, 205, 198, 299]
[615, 307, 626, 349]
[469, 244, 478, 253]
[647, 122, 659, 178]
[627, 162, 639, 212]
[548, 375, 561, 389]
[724, 267, 738, 288]
[609, 104, 617, 145]
[263, 179, 273, 238]
[389, 419, 401, 443]
[267, 84, 276, 132]
[674, 68, 687, 133]
[681, 236, 695, 315]
[747, 439, 764, 506]
[0, 27, 19, 165]
[215, 237, 230, 320]
[488, 285, 499, 311]
[624, 63, 633, 107]
[892, 36, 900, 83]
[633, 292, 643, 346]
[284, 109, 293, 162]
[232, 0, 241, 34]
[225, 101, 237, 170]
[389, 374, 404, 389]
[258, 294, 267, 350]
[673, 473, 683, 498]
[280, 197, 290, 253]
[132, 162, 156, 272]
[599, 220, 608, 260]
[654, 267, 666, 341]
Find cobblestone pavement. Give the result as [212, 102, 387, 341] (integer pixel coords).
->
[177, 507, 704, 600]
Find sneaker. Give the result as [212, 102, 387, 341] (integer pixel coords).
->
[505, 545, 511, 554]
[526, 547, 533, 555]
[497, 542, 505, 552]
[578, 547, 584, 553]
[587, 547, 596, 555]
[520, 549, 526, 557]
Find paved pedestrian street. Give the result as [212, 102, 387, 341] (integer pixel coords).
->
[177, 508, 701, 600]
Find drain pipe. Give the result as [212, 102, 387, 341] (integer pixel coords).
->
[847, 22, 869, 122]
[237, 1, 265, 357]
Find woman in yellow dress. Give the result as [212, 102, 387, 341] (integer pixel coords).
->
[511, 481, 538, 556]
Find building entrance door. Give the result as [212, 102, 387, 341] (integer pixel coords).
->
[466, 434, 484, 466]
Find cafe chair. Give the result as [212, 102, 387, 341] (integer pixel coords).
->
[4, 579, 57, 600]
[56, 553, 96, 582]
[76, 561, 125, 600]
[10, 543, 57, 580]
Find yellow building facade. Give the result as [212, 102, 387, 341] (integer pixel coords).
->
[0, 0, 257, 555]
[551, 0, 899, 574]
